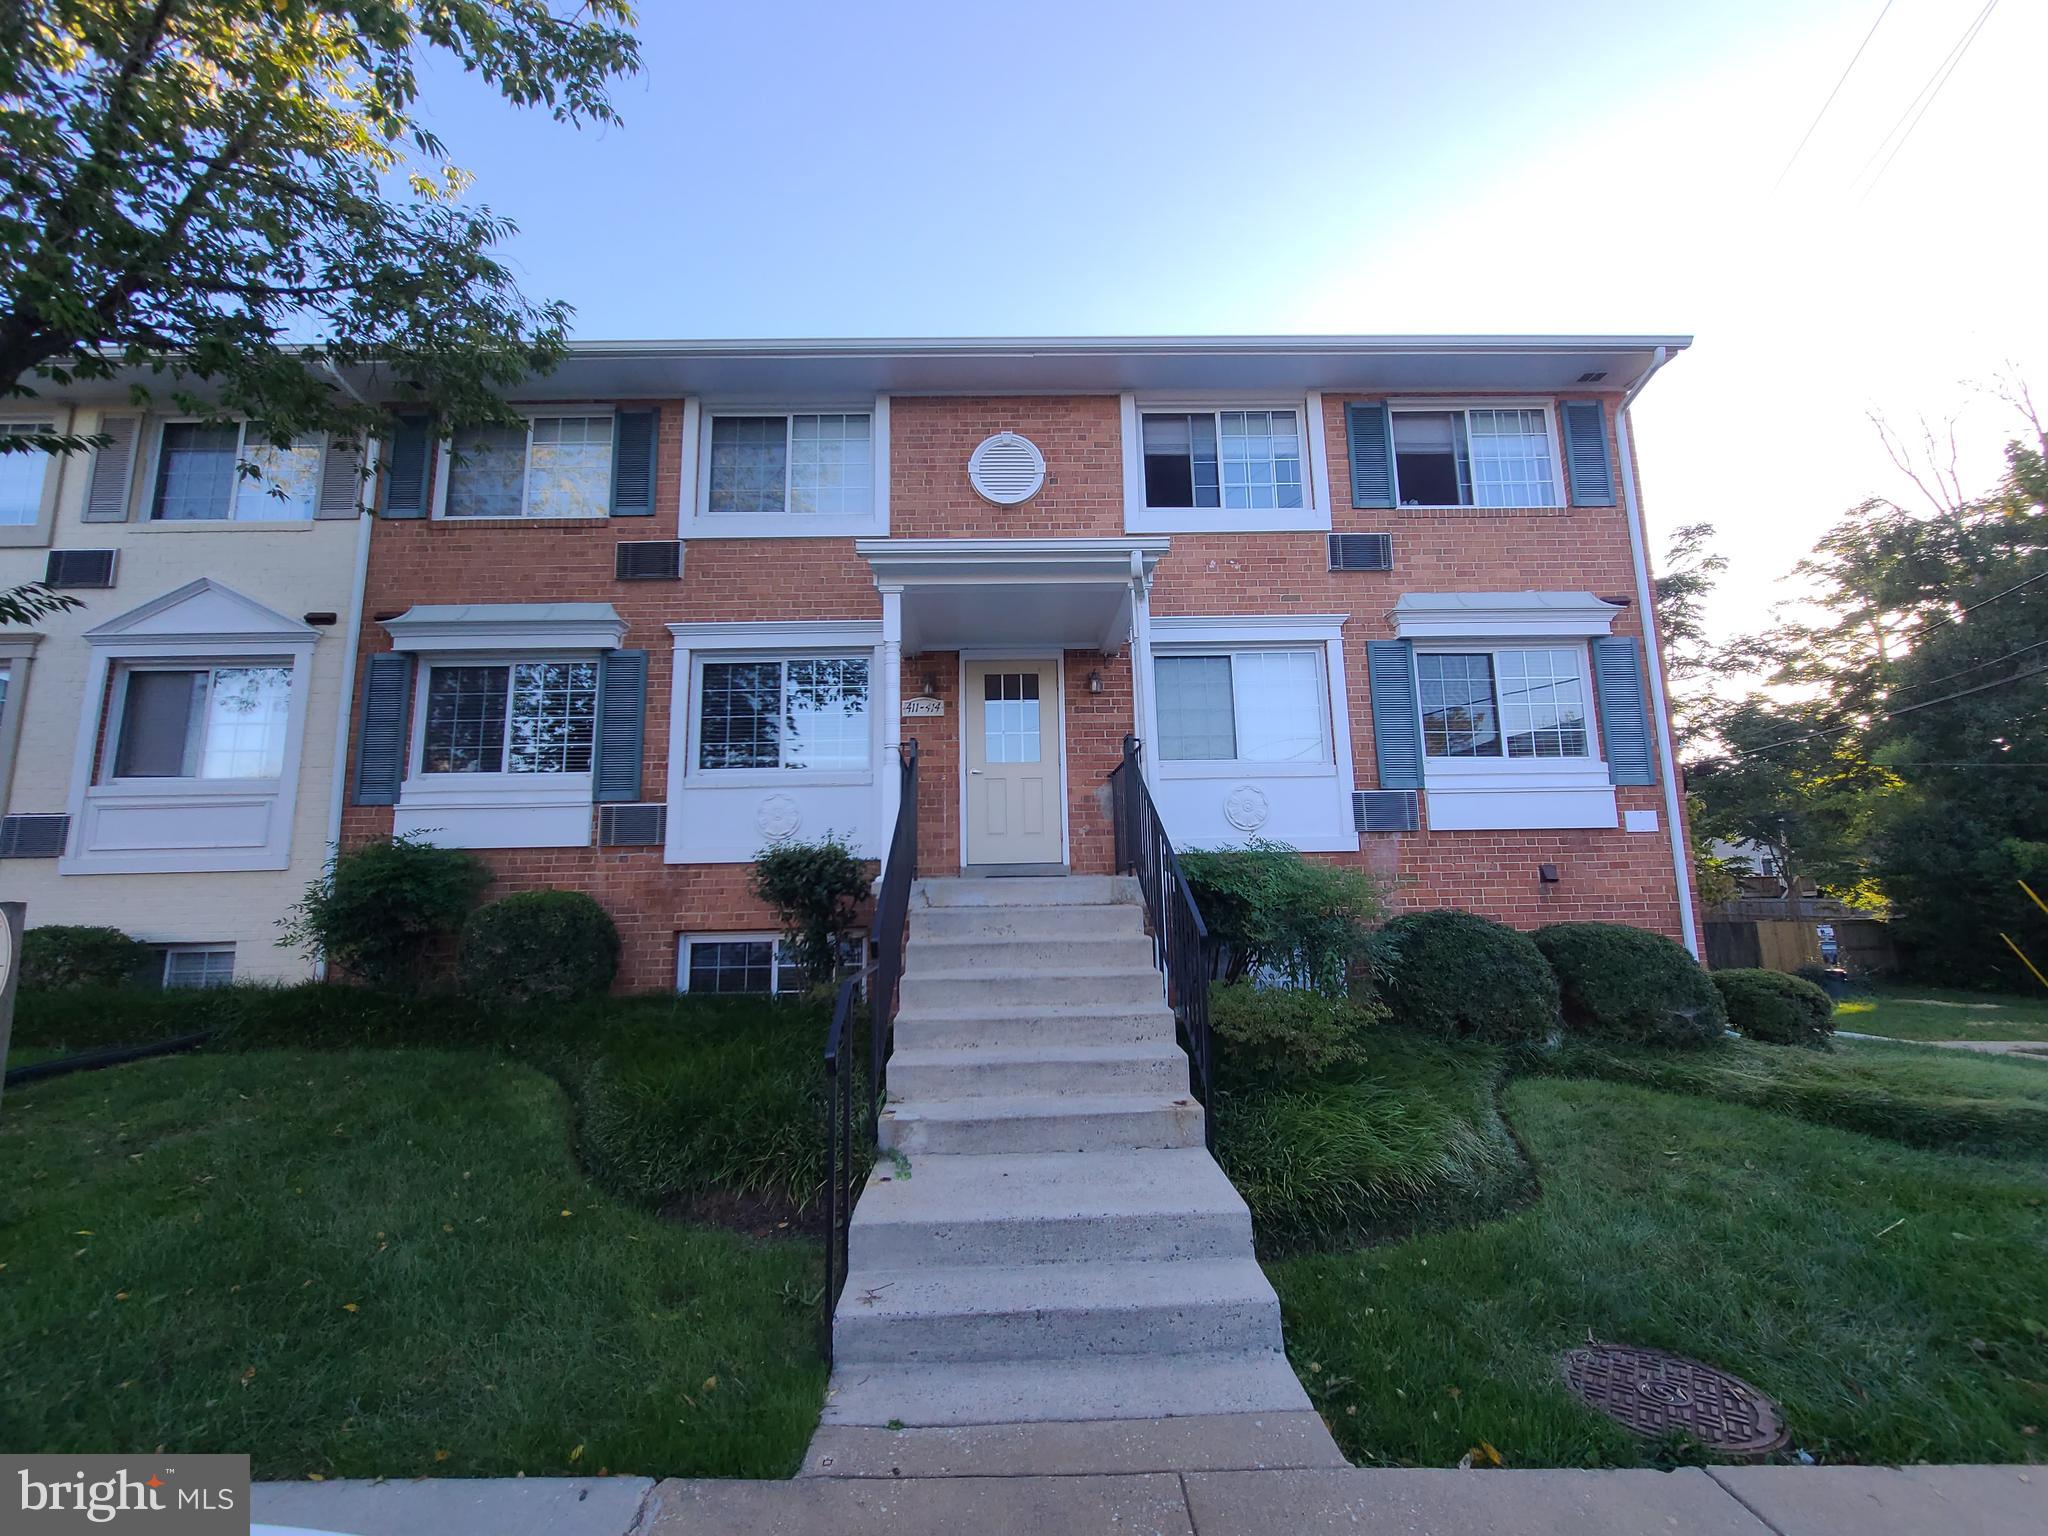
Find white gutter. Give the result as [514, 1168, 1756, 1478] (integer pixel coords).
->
[1614, 345, 1699, 957]
[317, 365, 377, 981]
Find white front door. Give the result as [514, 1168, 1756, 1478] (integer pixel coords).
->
[964, 659, 1063, 867]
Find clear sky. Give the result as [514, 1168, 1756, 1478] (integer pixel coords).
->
[412, 0, 2046, 641]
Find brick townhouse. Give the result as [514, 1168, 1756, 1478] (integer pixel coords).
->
[0, 336, 1698, 991]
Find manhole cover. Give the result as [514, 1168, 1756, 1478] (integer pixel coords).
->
[1561, 1344, 1787, 1456]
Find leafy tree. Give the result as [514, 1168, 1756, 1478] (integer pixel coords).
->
[0, 581, 80, 626]
[1652, 520, 1727, 745]
[751, 835, 872, 989]
[0, 1, 640, 466]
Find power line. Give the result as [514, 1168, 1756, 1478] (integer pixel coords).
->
[1913, 566, 2048, 639]
[1887, 637, 2048, 694]
[1853, 0, 2000, 201]
[1732, 663, 2048, 759]
[1771, 0, 1897, 192]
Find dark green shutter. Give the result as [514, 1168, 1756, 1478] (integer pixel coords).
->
[1591, 636, 1656, 785]
[592, 648, 648, 802]
[1366, 639, 1424, 790]
[1562, 400, 1615, 506]
[353, 653, 414, 805]
[1345, 402, 1395, 508]
[382, 414, 433, 518]
[610, 409, 656, 516]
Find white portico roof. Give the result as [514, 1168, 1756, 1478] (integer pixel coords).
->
[855, 538, 1169, 655]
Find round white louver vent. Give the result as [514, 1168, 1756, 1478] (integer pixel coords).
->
[968, 432, 1047, 505]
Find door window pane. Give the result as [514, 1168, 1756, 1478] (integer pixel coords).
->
[1495, 648, 1589, 758]
[115, 670, 205, 776]
[1417, 653, 1502, 758]
[198, 666, 291, 777]
[443, 423, 527, 518]
[0, 423, 54, 524]
[1232, 650, 1323, 761]
[151, 423, 240, 520]
[508, 660, 598, 773]
[527, 416, 613, 519]
[423, 665, 511, 773]
[708, 416, 789, 515]
[1156, 656, 1237, 760]
[981, 671, 1042, 764]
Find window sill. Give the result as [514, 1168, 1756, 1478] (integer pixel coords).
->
[682, 513, 885, 540]
[400, 774, 593, 807]
[1126, 505, 1329, 534]
[132, 519, 316, 532]
[683, 769, 874, 790]
[94, 777, 285, 799]
[1422, 760, 1607, 791]
[1157, 760, 1335, 780]
[432, 514, 610, 526]
[1394, 503, 1566, 515]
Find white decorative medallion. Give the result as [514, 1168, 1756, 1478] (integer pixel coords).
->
[967, 432, 1047, 505]
[755, 793, 802, 842]
[1223, 784, 1271, 832]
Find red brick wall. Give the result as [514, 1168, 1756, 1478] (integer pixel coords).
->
[344, 386, 1695, 990]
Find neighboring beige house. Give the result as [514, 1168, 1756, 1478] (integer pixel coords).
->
[0, 405, 370, 984]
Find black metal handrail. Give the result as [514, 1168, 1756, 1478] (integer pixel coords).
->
[1110, 735, 1215, 1149]
[822, 739, 919, 1356]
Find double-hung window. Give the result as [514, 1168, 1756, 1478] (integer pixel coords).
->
[1155, 649, 1327, 764]
[1391, 407, 1559, 508]
[109, 664, 293, 780]
[1416, 647, 1592, 761]
[1141, 409, 1304, 509]
[707, 413, 873, 519]
[420, 661, 598, 775]
[441, 414, 614, 519]
[150, 421, 322, 521]
[0, 421, 56, 526]
[696, 657, 871, 772]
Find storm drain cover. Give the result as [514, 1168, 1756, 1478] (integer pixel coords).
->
[1560, 1344, 1788, 1456]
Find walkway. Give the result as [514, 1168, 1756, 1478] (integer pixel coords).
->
[252, 1462, 2048, 1535]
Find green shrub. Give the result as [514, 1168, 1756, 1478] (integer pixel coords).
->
[1533, 922, 1726, 1047]
[1714, 968, 1835, 1048]
[1180, 838, 1388, 994]
[19, 925, 152, 989]
[1210, 983, 1379, 1084]
[279, 834, 491, 988]
[750, 834, 871, 988]
[1374, 910, 1560, 1044]
[458, 890, 620, 1005]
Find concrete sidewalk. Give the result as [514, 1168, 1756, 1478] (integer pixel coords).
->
[253, 1462, 2046, 1535]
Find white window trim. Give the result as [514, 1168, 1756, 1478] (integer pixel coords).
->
[0, 408, 70, 548]
[138, 415, 325, 525]
[676, 931, 866, 996]
[429, 405, 618, 522]
[1140, 614, 1356, 852]
[402, 653, 601, 791]
[0, 635, 39, 814]
[683, 651, 878, 787]
[1384, 398, 1567, 511]
[663, 619, 886, 864]
[684, 396, 890, 538]
[1122, 392, 1331, 533]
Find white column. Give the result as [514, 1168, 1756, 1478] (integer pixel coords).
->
[878, 586, 904, 867]
[1127, 554, 1159, 791]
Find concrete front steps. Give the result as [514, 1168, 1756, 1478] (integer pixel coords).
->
[824, 875, 1324, 1450]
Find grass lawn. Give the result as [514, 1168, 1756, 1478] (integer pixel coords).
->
[1837, 982, 2048, 1043]
[1270, 1076, 2048, 1469]
[1542, 1035, 2048, 1155]
[0, 1049, 826, 1480]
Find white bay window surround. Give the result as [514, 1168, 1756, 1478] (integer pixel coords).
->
[1370, 591, 1654, 832]
[664, 620, 885, 864]
[684, 397, 891, 537]
[1142, 615, 1357, 853]
[63, 579, 318, 874]
[380, 603, 630, 849]
[1122, 394, 1332, 533]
